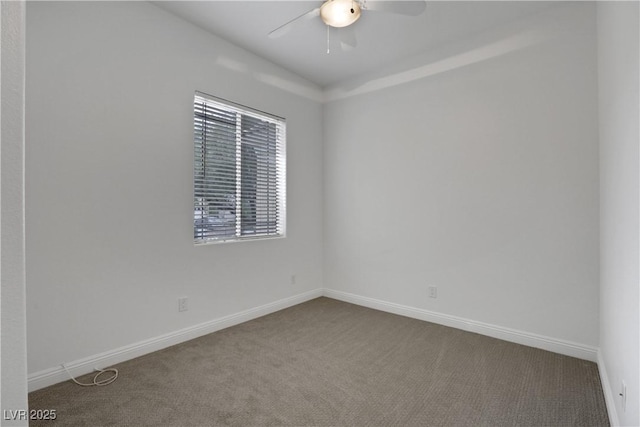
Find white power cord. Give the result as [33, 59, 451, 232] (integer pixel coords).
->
[62, 363, 118, 387]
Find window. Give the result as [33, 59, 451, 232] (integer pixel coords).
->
[194, 92, 286, 244]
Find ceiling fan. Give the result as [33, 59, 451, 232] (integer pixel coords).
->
[268, 0, 427, 51]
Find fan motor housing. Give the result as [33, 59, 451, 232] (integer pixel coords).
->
[320, 0, 362, 28]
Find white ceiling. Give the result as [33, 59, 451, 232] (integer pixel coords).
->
[152, 1, 559, 88]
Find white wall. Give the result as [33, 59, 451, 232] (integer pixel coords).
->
[1, 0, 29, 424]
[597, 2, 640, 425]
[25, 1, 324, 375]
[324, 3, 600, 347]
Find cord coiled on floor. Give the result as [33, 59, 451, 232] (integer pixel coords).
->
[62, 364, 118, 387]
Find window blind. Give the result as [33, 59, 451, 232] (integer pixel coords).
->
[194, 92, 286, 244]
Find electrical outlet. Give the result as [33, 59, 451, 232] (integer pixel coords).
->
[428, 286, 437, 298]
[178, 297, 188, 312]
[620, 381, 627, 412]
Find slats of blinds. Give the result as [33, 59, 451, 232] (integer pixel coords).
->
[194, 93, 285, 243]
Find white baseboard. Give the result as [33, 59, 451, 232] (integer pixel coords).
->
[28, 288, 323, 392]
[597, 349, 619, 426]
[29, 287, 600, 392]
[323, 289, 599, 362]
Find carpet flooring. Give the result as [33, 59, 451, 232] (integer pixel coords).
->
[29, 297, 609, 426]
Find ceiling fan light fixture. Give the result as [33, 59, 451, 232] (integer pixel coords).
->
[320, 0, 362, 28]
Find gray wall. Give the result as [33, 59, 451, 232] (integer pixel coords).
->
[25, 1, 324, 374]
[598, 2, 640, 425]
[323, 3, 600, 346]
[1, 1, 28, 425]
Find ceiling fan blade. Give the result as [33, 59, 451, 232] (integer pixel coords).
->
[338, 26, 358, 51]
[361, 0, 426, 16]
[268, 7, 321, 39]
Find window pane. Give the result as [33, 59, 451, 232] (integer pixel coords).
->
[194, 93, 285, 244]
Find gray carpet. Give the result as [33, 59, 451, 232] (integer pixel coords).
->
[29, 297, 609, 426]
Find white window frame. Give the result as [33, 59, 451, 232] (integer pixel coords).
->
[193, 91, 286, 245]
